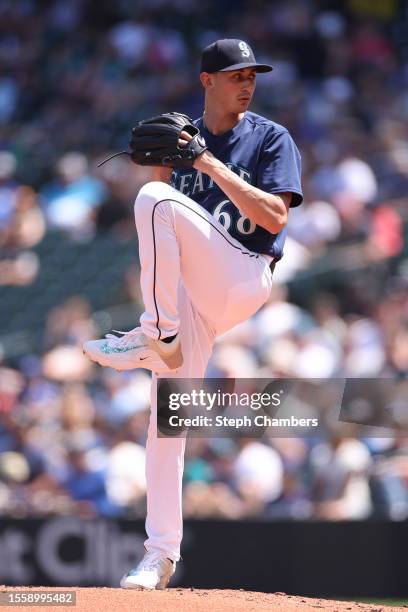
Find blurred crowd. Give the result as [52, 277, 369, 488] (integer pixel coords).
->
[0, 0, 408, 520]
[0, 290, 407, 521]
[1, 0, 408, 255]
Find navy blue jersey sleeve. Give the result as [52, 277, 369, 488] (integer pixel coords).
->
[256, 129, 303, 207]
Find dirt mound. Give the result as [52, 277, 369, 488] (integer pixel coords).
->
[1, 586, 406, 612]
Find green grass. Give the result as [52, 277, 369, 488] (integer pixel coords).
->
[343, 599, 408, 607]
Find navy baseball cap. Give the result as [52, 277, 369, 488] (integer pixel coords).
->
[200, 39, 273, 73]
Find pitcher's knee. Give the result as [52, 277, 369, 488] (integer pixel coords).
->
[135, 181, 175, 213]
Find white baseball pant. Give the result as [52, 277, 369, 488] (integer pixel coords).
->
[134, 181, 273, 561]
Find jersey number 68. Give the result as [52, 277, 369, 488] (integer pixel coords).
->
[213, 199, 256, 235]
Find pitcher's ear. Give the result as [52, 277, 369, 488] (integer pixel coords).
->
[200, 71, 214, 89]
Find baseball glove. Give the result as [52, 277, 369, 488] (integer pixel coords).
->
[97, 112, 207, 169]
[129, 112, 207, 168]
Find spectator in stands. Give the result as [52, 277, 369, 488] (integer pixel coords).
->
[41, 153, 107, 239]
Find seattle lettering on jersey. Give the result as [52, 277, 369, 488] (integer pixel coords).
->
[171, 112, 303, 260]
[172, 164, 252, 198]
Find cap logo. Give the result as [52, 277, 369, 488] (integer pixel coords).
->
[239, 41, 251, 58]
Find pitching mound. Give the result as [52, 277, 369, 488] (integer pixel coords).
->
[1, 587, 406, 611]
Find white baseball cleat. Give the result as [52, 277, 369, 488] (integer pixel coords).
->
[83, 327, 183, 373]
[120, 550, 176, 590]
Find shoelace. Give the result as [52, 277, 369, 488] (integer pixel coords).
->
[104, 327, 144, 349]
[138, 550, 169, 572]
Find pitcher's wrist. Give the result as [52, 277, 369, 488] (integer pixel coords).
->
[193, 150, 218, 173]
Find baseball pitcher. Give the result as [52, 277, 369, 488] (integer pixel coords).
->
[84, 38, 303, 589]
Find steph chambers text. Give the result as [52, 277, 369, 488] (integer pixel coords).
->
[168, 415, 319, 429]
